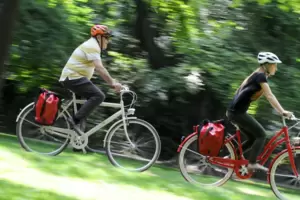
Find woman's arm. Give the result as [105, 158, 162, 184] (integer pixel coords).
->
[260, 82, 285, 115]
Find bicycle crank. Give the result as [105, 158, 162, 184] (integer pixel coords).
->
[70, 134, 88, 149]
[234, 164, 253, 179]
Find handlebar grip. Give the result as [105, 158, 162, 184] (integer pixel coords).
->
[121, 85, 129, 90]
[282, 114, 299, 121]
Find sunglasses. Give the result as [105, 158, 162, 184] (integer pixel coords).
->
[104, 32, 114, 38]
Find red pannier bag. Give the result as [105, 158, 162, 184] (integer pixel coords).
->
[34, 88, 61, 126]
[197, 119, 225, 157]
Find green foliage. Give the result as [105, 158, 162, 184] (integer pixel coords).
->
[8, 0, 93, 92]
[5, 0, 300, 144]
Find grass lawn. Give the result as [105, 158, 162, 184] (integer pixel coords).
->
[0, 133, 287, 200]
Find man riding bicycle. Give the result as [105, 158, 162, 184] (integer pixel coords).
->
[59, 24, 122, 133]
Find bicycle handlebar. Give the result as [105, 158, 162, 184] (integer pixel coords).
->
[121, 85, 130, 92]
[282, 114, 300, 127]
[282, 114, 300, 121]
[119, 85, 137, 108]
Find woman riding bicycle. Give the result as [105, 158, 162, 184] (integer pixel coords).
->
[226, 52, 293, 172]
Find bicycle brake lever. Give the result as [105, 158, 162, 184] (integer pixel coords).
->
[121, 85, 129, 91]
[285, 114, 299, 121]
[290, 115, 299, 121]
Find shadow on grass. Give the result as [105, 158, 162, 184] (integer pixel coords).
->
[0, 179, 79, 200]
[0, 134, 285, 200]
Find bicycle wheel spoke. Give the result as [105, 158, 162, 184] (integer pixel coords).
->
[36, 134, 44, 140]
[274, 173, 297, 179]
[43, 133, 66, 143]
[27, 129, 42, 137]
[289, 178, 300, 187]
[185, 148, 206, 159]
[22, 117, 42, 128]
[136, 140, 156, 148]
[135, 146, 155, 155]
[109, 140, 131, 148]
[135, 147, 155, 159]
[210, 165, 228, 174]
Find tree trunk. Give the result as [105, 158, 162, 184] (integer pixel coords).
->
[134, 0, 181, 69]
[0, 0, 20, 95]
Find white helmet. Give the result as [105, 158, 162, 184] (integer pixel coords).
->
[257, 52, 282, 64]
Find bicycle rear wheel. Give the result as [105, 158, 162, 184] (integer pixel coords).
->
[178, 134, 235, 187]
[16, 103, 70, 156]
[105, 118, 161, 172]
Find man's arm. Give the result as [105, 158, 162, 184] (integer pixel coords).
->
[93, 59, 115, 87]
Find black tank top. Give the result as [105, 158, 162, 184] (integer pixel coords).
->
[228, 72, 267, 113]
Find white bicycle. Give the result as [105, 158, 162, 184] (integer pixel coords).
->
[16, 86, 161, 172]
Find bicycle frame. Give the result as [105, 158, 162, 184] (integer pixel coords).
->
[44, 91, 131, 140]
[209, 119, 299, 178]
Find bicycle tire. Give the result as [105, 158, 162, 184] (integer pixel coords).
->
[269, 148, 300, 200]
[178, 134, 235, 187]
[16, 102, 70, 156]
[105, 118, 161, 172]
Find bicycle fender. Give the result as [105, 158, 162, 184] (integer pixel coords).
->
[267, 146, 300, 183]
[177, 132, 197, 153]
[16, 102, 35, 122]
[103, 117, 137, 148]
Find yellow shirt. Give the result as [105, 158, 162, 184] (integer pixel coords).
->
[59, 37, 101, 81]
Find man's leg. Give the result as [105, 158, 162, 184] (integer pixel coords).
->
[72, 94, 85, 152]
[61, 77, 105, 125]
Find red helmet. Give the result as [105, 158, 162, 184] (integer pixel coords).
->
[91, 24, 112, 37]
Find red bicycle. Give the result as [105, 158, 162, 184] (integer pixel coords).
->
[177, 115, 300, 200]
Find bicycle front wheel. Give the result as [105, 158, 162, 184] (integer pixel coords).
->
[16, 103, 70, 156]
[269, 148, 300, 200]
[105, 118, 161, 172]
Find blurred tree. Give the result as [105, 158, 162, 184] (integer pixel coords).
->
[2, 0, 300, 163]
[0, 0, 20, 95]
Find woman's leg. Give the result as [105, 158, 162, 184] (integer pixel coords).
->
[226, 111, 267, 171]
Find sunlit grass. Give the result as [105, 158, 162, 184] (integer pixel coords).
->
[0, 133, 284, 200]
